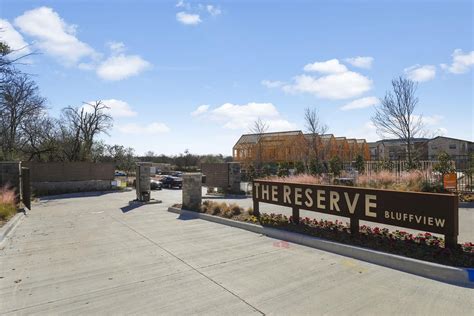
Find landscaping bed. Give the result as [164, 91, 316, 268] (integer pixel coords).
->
[176, 200, 474, 268]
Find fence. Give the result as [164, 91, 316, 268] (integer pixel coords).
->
[360, 158, 472, 193]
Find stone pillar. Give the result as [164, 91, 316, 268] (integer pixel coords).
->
[228, 162, 241, 194]
[136, 162, 151, 202]
[182, 173, 202, 211]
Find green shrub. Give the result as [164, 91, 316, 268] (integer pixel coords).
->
[433, 152, 455, 175]
[309, 158, 324, 175]
[421, 181, 446, 193]
[354, 154, 365, 173]
[329, 156, 342, 176]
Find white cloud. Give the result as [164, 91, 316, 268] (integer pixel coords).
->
[118, 122, 170, 134]
[345, 121, 379, 142]
[176, 12, 202, 25]
[283, 71, 372, 99]
[418, 114, 443, 126]
[195, 102, 294, 131]
[103, 99, 137, 117]
[303, 59, 347, 74]
[0, 19, 30, 56]
[83, 99, 137, 118]
[107, 41, 125, 54]
[14, 7, 96, 65]
[96, 54, 151, 81]
[206, 5, 222, 16]
[345, 56, 374, 69]
[440, 49, 474, 74]
[434, 127, 448, 136]
[261, 80, 285, 88]
[404, 64, 436, 82]
[176, 1, 190, 9]
[191, 104, 210, 116]
[340, 96, 379, 111]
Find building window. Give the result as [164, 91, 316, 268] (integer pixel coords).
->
[449, 144, 456, 149]
[431, 145, 438, 150]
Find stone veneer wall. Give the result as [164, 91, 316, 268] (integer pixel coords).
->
[182, 173, 202, 211]
[228, 162, 241, 194]
[31, 180, 112, 196]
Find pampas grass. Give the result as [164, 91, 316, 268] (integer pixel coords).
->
[0, 186, 16, 220]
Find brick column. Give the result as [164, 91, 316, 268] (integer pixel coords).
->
[182, 173, 202, 211]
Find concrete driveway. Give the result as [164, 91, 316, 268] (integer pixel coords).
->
[0, 189, 473, 315]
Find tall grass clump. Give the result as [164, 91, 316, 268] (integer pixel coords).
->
[265, 174, 327, 185]
[357, 170, 424, 191]
[0, 187, 17, 220]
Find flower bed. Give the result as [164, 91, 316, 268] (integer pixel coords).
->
[183, 200, 474, 268]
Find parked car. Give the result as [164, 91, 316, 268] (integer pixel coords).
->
[172, 172, 183, 177]
[115, 171, 127, 177]
[161, 176, 182, 189]
[150, 179, 162, 190]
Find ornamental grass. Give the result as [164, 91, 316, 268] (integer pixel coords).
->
[265, 170, 426, 192]
[0, 186, 17, 221]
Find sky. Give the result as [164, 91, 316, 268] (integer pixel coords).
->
[0, 0, 473, 156]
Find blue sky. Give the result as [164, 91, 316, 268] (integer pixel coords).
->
[1, 0, 473, 155]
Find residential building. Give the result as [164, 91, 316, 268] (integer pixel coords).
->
[367, 136, 473, 167]
[427, 136, 473, 168]
[369, 138, 429, 161]
[232, 130, 370, 166]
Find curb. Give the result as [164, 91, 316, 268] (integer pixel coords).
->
[0, 211, 25, 249]
[168, 206, 474, 288]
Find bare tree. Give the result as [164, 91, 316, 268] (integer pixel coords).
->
[372, 76, 423, 163]
[304, 107, 328, 163]
[21, 115, 59, 161]
[60, 101, 113, 161]
[0, 73, 46, 159]
[249, 117, 269, 170]
[0, 39, 35, 85]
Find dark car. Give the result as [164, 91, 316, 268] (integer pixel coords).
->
[161, 176, 182, 189]
[150, 179, 162, 190]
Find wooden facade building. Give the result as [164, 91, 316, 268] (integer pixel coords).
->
[233, 131, 370, 165]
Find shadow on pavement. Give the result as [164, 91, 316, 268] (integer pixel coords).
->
[203, 195, 249, 200]
[177, 213, 199, 221]
[120, 202, 147, 213]
[40, 189, 132, 201]
[459, 201, 474, 208]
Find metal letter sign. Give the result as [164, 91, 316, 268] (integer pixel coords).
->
[252, 180, 459, 248]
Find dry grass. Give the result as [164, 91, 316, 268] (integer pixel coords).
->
[0, 187, 16, 220]
[357, 170, 424, 191]
[264, 171, 425, 192]
[264, 174, 328, 185]
[200, 200, 246, 219]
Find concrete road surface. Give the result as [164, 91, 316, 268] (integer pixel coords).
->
[0, 189, 473, 315]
